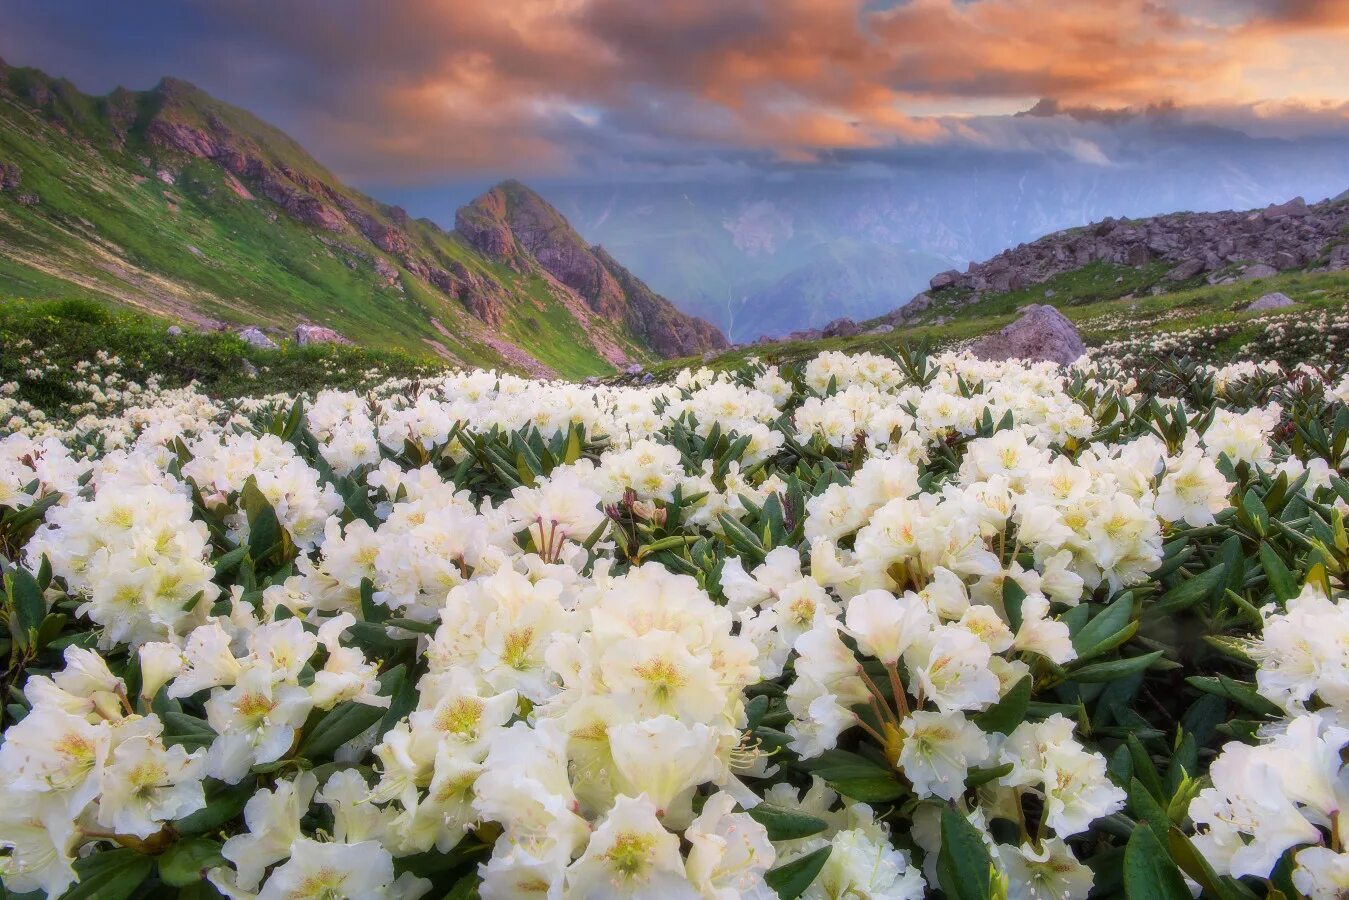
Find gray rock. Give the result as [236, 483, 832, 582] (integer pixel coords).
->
[1166, 258, 1205, 281]
[1125, 244, 1151, 267]
[241, 359, 259, 377]
[624, 363, 644, 375]
[969, 304, 1085, 366]
[237, 326, 278, 350]
[1272, 250, 1301, 270]
[166, 325, 183, 337]
[1263, 197, 1310, 219]
[294, 324, 350, 346]
[929, 270, 961, 290]
[1245, 292, 1296, 311]
[866, 323, 895, 335]
[1240, 264, 1279, 281]
[821, 318, 861, 339]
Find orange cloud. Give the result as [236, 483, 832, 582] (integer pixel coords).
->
[4, 0, 1347, 179]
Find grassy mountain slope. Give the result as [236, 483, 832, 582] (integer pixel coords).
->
[0, 61, 722, 378]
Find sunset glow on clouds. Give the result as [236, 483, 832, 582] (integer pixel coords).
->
[3, 0, 1348, 180]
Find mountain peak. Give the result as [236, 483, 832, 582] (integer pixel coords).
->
[455, 183, 726, 356]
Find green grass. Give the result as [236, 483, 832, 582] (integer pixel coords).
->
[0, 297, 439, 420]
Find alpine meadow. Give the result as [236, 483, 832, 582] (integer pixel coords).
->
[3, 2, 1349, 899]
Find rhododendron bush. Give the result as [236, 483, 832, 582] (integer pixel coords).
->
[1, 348, 1348, 899]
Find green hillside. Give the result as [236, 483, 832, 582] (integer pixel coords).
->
[0, 62, 719, 378]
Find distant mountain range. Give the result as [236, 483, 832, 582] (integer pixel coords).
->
[0, 60, 723, 378]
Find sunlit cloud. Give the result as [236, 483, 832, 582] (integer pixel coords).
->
[1, 0, 1347, 182]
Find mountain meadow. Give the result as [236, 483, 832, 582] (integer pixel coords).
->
[3, 56, 1349, 900]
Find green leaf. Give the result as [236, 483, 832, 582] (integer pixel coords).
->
[162, 712, 218, 752]
[965, 762, 1014, 788]
[747, 803, 829, 841]
[1184, 675, 1282, 717]
[1258, 542, 1298, 602]
[6, 566, 46, 637]
[1152, 566, 1225, 614]
[175, 780, 253, 835]
[359, 577, 386, 624]
[1003, 577, 1028, 633]
[1128, 777, 1170, 845]
[299, 697, 391, 759]
[158, 837, 225, 887]
[974, 676, 1031, 734]
[64, 849, 154, 900]
[826, 776, 908, 803]
[1071, 593, 1134, 656]
[765, 846, 830, 900]
[1067, 650, 1164, 683]
[1168, 827, 1244, 900]
[1123, 823, 1190, 900]
[936, 806, 994, 900]
[212, 545, 248, 578]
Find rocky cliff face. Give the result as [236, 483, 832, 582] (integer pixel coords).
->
[456, 181, 726, 355]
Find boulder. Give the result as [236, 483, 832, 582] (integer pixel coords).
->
[897, 293, 931, 320]
[866, 323, 895, 335]
[929, 270, 961, 290]
[624, 363, 644, 375]
[969, 305, 1085, 366]
[1165, 258, 1205, 281]
[0, 161, 20, 191]
[821, 317, 861, 339]
[1272, 250, 1301, 270]
[1240, 264, 1279, 281]
[237, 326, 277, 350]
[166, 325, 183, 337]
[293, 324, 350, 346]
[1124, 244, 1151, 267]
[1245, 292, 1296, 311]
[1262, 197, 1310, 219]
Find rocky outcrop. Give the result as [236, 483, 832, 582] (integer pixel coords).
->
[456, 182, 726, 357]
[237, 326, 277, 350]
[373, 256, 399, 285]
[428, 261, 507, 327]
[821, 318, 861, 338]
[294, 324, 351, 346]
[454, 190, 517, 260]
[907, 193, 1349, 305]
[1245, 292, 1296, 311]
[0, 160, 20, 191]
[969, 305, 1085, 366]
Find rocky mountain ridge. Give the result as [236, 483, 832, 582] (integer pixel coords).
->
[893, 194, 1349, 322]
[0, 60, 723, 376]
[745, 191, 1349, 346]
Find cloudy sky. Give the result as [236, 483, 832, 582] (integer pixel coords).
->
[3, 0, 1348, 185]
